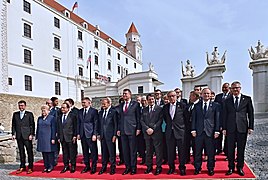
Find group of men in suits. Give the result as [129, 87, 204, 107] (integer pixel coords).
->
[11, 81, 254, 177]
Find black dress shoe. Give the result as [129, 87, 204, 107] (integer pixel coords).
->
[144, 167, 152, 174]
[98, 168, 106, 175]
[194, 169, 200, 175]
[225, 169, 234, 175]
[110, 168, 115, 175]
[47, 168, 53, 173]
[180, 169, 186, 176]
[130, 169, 136, 175]
[122, 168, 130, 175]
[60, 166, 69, 173]
[70, 166, 76, 173]
[117, 160, 124, 166]
[42, 169, 47, 173]
[81, 166, 91, 173]
[162, 160, 168, 165]
[90, 167, 96, 174]
[208, 170, 214, 176]
[167, 168, 174, 175]
[154, 168, 162, 175]
[216, 150, 222, 155]
[237, 168, 245, 176]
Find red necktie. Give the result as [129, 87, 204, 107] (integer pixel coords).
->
[124, 101, 128, 113]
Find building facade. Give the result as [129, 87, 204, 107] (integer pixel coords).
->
[3, 0, 142, 101]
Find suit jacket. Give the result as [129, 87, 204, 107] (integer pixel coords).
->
[49, 107, 60, 118]
[118, 100, 141, 136]
[163, 102, 187, 140]
[12, 111, 35, 140]
[98, 107, 118, 140]
[57, 113, 77, 143]
[155, 99, 165, 106]
[140, 105, 163, 139]
[77, 107, 99, 139]
[222, 94, 254, 133]
[70, 107, 79, 117]
[214, 92, 231, 127]
[191, 101, 220, 137]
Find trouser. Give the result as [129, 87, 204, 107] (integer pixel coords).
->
[121, 134, 137, 170]
[42, 152, 54, 169]
[81, 137, 98, 168]
[17, 137, 34, 169]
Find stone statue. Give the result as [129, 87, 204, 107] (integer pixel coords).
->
[149, 62, 154, 71]
[206, 47, 227, 65]
[248, 40, 268, 60]
[181, 59, 195, 77]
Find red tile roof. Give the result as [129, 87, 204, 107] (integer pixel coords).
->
[127, 22, 139, 34]
[43, 0, 130, 53]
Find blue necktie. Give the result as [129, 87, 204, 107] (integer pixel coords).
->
[204, 102, 207, 114]
[234, 96, 239, 110]
[63, 115, 66, 123]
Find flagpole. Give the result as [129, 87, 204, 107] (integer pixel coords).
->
[90, 59, 92, 86]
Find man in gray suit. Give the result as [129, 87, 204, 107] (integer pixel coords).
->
[117, 89, 141, 175]
[162, 90, 187, 176]
[223, 81, 254, 176]
[141, 93, 163, 175]
[191, 88, 220, 176]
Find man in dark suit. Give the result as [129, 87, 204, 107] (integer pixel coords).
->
[191, 88, 220, 176]
[77, 97, 99, 174]
[214, 83, 230, 155]
[154, 89, 165, 106]
[117, 88, 141, 175]
[115, 97, 124, 166]
[163, 90, 187, 176]
[12, 100, 35, 174]
[174, 88, 188, 104]
[184, 91, 200, 163]
[141, 93, 163, 175]
[49, 97, 60, 166]
[65, 98, 79, 117]
[57, 103, 77, 173]
[98, 97, 118, 175]
[223, 81, 254, 176]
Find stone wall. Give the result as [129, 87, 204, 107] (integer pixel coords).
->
[0, 135, 16, 163]
[0, 93, 81, 131]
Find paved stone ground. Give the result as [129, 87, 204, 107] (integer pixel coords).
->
[0, 118, 267, 180]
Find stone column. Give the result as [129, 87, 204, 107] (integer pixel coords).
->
[249, 58, 268, 113]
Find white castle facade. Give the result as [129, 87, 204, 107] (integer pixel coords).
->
[1, 0, 145, 101]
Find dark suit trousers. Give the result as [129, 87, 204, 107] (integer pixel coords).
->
[167, 130, 186, 170]
[227, 131, 247, 169]
[17, 137, 34, 169]
[121, 134, 137, 169]
[137, 132, 146, 159]
[118, 136, 124, 162]
[215, 130, 223, 152]
[101, 137, 116, 168]
[194, 132, 215, 171]
[162, 132, 168, 161]
[61, 140, 76, 167]
[145, 134, 163, 168]
[81, 136, 98, 168]
[42, 152, 54, 169]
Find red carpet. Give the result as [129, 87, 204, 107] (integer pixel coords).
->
[10, 154, 256, 179]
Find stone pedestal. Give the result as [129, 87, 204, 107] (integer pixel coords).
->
[0, 134, 16, 163]
[181, 64, 225, 99]
[249, 58, 268, 113]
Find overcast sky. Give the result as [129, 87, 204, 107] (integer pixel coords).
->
[56, 0, 267, 96]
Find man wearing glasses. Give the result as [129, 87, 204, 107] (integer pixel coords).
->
[222, 81, 254, 176]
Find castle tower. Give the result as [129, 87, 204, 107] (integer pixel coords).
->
[125, 22, 142, 61]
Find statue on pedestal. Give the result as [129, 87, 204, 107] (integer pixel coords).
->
[149, 62, 154, 71]
[181, 59, 195, 77]
[206, 47, 227, 65]
[248, 40, 268, 60]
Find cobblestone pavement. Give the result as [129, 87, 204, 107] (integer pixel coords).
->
[0, 118, 267, 180]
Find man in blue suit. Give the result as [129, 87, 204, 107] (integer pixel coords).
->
[98, 97, 118, 175]
[77, 97, 99, 174]
[191, 88, 220, 176]
[117, 89, 141, 175]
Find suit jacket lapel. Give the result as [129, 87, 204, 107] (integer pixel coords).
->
[237, 94, 244, 111]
